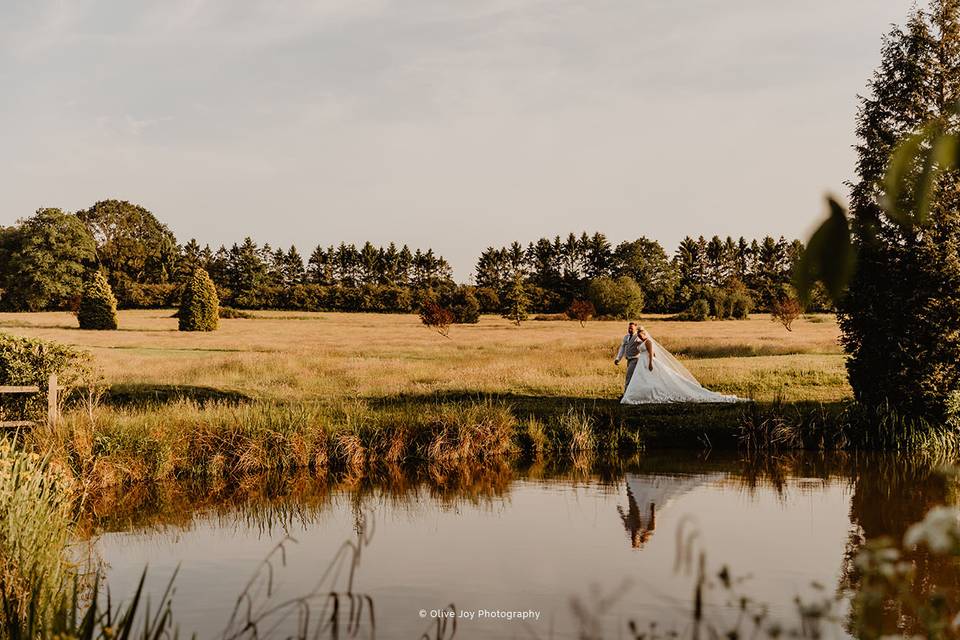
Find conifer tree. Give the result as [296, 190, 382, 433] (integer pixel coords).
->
[839, 2, 960, 420]
[77, 271, 118, 330]
[501, 274, 529, 326]
[179, 268, 220, 332]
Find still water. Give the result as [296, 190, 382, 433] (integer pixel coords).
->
[86, 452, 959, 638]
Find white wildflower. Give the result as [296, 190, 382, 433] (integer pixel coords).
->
[904, 506, 960, 554]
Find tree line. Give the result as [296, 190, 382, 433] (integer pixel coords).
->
[475, 232, 826, 317]
[0, 199, 825, 319]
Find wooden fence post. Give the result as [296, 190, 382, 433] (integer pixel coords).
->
[47, 373, 59, 426]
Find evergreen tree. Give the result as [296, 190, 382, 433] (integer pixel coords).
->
[78, 271, 118, 330]
[839, 2, 960, 420]
[501, 274, 529, 326]
[178, 239, 205, 280]
[307, 245, 335, 285]
[284, 246, 306, 287]
[179, 267, 219, 331]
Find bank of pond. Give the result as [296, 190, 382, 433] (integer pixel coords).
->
[9, 393, 959, 493]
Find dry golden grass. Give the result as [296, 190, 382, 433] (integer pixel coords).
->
[0, 310, 849, 403]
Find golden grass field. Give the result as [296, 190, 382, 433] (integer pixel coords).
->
[0, 310, 849, 403]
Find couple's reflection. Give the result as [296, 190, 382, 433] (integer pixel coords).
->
[618, 473, 722, 548]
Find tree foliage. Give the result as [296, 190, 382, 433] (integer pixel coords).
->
[588, 276, 644, 320]
[566, 299, 596, 326]
[419, 301, 454, 338]
[830, 2, 960, 421]
[501, 275, 530, 326]
[179, 268, 220, 332]
[77, 272, 118, 330]
[0, 209, 96, 312]
[77, 200, 178, 306]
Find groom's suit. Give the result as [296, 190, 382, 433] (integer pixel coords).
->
[616, 333, 644, 393]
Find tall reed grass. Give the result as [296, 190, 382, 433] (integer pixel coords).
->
[0, 441, 74, 632]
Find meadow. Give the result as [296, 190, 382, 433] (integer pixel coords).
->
[0, 310, 848, 404]
[0, 311, 852, 489]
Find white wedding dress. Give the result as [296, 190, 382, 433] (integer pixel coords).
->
[620, 335, 741, 404]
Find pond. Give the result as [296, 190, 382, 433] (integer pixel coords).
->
[86, 452, 959, 639]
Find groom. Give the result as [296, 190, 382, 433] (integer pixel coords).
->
[614, 321, 643, 393]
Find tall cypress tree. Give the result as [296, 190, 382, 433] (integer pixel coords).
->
[839, 2, 960, 420]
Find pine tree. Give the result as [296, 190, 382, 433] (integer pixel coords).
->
[839, 2, 960, 421]
[77, 271, 118, 330]
[501, 274, 529, 326]
[179, 268, 219, 332]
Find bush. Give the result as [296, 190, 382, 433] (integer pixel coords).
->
[771, 295, 803, 332]
[588, 276, 644, 319]
[377, 286, 414, 313]
[420, 301, 455, 338]
[474, 287, 501, 313]
[179, 268, 219, 332]
[730, 292, 754, 319]
[566, 299, 596, 326]
[714, 290, 734, 319]
[446, 287, 481, 324]
[219, 306, 255, 319]
[77, 272, 118, 330]
[0, 333, 92, 419]
[679, 298, 711, 321]
[123, 283, 179, 308]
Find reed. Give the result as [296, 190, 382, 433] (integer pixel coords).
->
[0, 441, 75, 632]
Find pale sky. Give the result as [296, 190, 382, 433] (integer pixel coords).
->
[1, 0, 914, 281]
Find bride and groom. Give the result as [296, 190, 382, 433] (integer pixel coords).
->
[615, 322, 740, 404]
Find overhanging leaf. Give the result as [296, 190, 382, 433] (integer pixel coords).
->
[794, 196, 856, 303]
[884, 124, 959, 227]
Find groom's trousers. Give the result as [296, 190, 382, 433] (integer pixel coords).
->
[624, 357, 639, 392]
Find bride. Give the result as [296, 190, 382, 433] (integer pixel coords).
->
[620, 327, 741, 404]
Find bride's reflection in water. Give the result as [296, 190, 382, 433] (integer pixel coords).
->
[618, 472, 725, 549]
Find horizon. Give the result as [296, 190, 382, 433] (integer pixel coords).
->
[1, 0, 915, 280]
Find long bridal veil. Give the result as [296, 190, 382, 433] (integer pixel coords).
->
[620, 331, 742, 404]
[647, 336, 700, 385]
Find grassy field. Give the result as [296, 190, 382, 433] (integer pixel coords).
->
[0, 310, 849, 404]
[0, 311, 852, 487]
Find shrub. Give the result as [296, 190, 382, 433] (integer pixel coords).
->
[77, 271, 118, 330]
[123, 283, 179, 308]
[566, 299, 596, 326]
[679, 298, 711, 321]
[219, 306, 255, 319]
[771, 295, 803, 332]
[446, 287, 480, 324]
[474, 287, 501, 313]
[0, 333, 91, 421]
[713, 290, 734, 319]
[178, 268, 219, 332]
[588, 276, 644, 319]
[420, 301, 455, 338]
[730, 292, 754, 319]
[378, 286, 414, 313]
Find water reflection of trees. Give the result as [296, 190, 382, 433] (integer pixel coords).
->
[841, 452, 960, 637]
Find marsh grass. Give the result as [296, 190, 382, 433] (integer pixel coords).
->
[0, 442, 75, 633]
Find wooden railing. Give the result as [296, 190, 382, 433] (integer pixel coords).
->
[0, 374, 60, 428]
